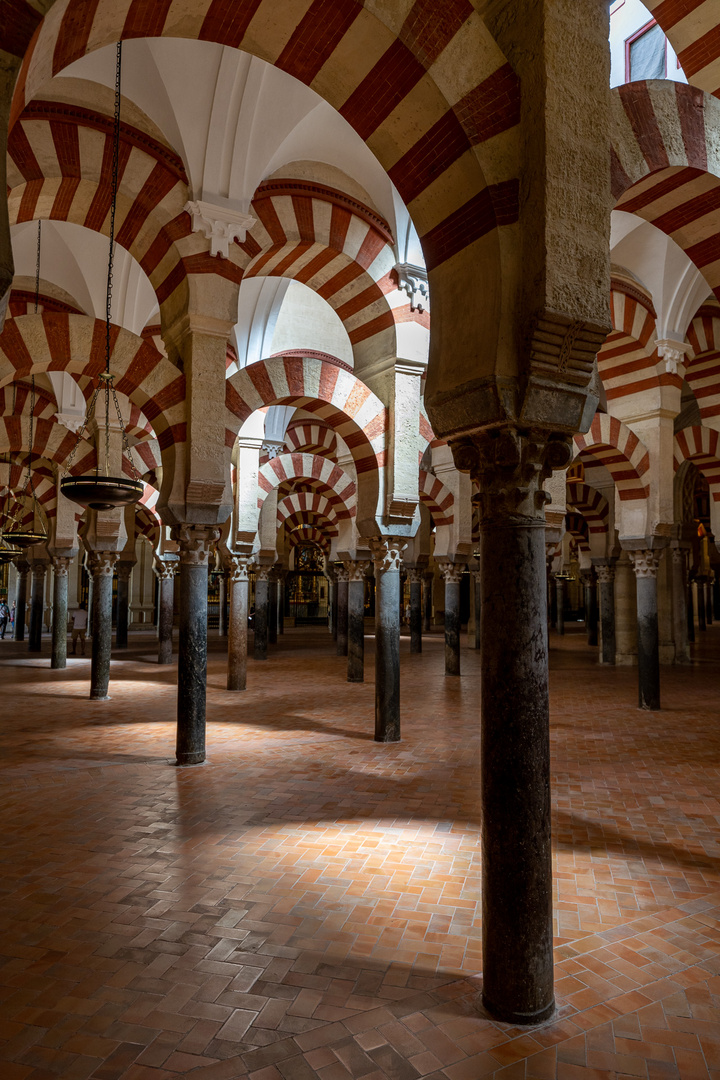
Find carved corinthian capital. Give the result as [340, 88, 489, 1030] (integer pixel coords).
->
[369, 538, 407, 573]
[52, 556, 71, 578]
[438, 562, 464, 584]
[153, 558, 178, 582]
[89, 551, 120, 577]
[450, 427, 573, 526]
[171, 525, 220, 566]
[344, 560, 370, 582]
[629, 549, 661, 579]
[595, 564, 615, 585]
[227, 555, 250, 584]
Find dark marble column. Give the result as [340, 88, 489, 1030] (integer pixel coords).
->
[671, 547, 690, 663]
[155, 561, 177, 664]
[596, 563, 616, 664]
[471, 568, 481, 649]
[268, 573, 278, 645]
[345, 560, 369, 683]
[13, 560, 29, 641]
[227, 555, 250, 691]
[254, 565, 270, 660]
[463, 427, 563, 1024]
[172, 525, 218, 764]
[218, 571, 228, 636]
[714, 575, 720, 622]
[336, 568, 349, 656]
[687, 579, 695, 643]
[28, 562, 47, 652]
[89, 551, 119, 700]
[582, 570, 598, 647]
[629, 549, 661, 711]
[555, 575, 565, 635]
[50, 556, 70, 669]
[705, 581, 713, 625]
[277, 571, 285, 634]
[329, 571, 338, 639]
[370, 538, 405, 742]
[439, 562, 463, 676]
[697, 578, 707, 631]
[422, 572, 433, 633]
[115, 561, 133, 648]
[408, 568, 422, 654]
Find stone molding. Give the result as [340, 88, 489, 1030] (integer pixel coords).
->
[393, 262, 428, 313]
[529, 310, 608, 388]
[171, 525, 220, 566]
[184, 200, 256, 258]
[438, 562, 464, 584]
[343, 560, 369, 582]
[629, 550, 661, 579]
[369, 538, 407, 574]
[52, 556, 71, 577]
[656, 339, 691, 377]
[596, 565, 615, 584]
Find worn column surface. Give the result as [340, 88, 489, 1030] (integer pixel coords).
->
[472, 569, 481, 649]
[371, 539, 405, 743]
[218, 571, 228, 636]
[408, 568, 422, 654]
[155, 562, 177, 665]
[115, 562, 132, 648]
[50, 557, 70, 669]
[345, 560, 368, 683]
[596, 564, 616, 664]
[336, 569, 349, 656]
[227, 555, 250, 691]
[13, 560, 29, 642]
[687, 580, 695, 643]
[28, 562, 46, 652]
[671, 547, 690, 664]
[555, 576, 565, 635]
[439, 562, 463, 676]
[583, 571, 598, 647]
[329, 572, 338, 639]
[422, 572, 433, 633]
[277, 573, 285, 634]
[254, 566, 270, 660]
[268, 573, 278, 645]
[697, 579, 707, 631]
[630, 550, 661, 711]
[89, 552, 119, 700]
[173, 525, 218, 765]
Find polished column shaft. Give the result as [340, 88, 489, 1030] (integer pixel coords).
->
[345, 561, 368, 683]
[555, 576, 565, 635]
[597, 564, 616, 664]
[422, 573, 432, 633]
[115, 562, 132, 647]
[28, 563, 47, 652]
[218, 571, 228, 636]
[697, 578, 707, 631]
[227, 556, 250, 691]
[371, 539, 405, 742]
[51, 557, 70, 669]
[268, 574, 278, 645]
[254, 567, 270, 660]
[671, 547, 690, 663]
[90, 552, 119, 700]
[583, 571, 598, 647]
[155, 562, 176, 665]
[173, 526, 218, 764]
[471, 569, 481, 649]
[630, 550, 661, 710]
[336, 570, 349, 656]
[439, 562, 463, 676]
[13, 561, 29, 642]
[408, 569, 422, 654]
[687, 580, 695, 643]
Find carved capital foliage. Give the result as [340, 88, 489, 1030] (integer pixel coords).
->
[116, 562, 134, 583]
[595, 565, 615, 584]
[90, 551, 120, 577]
[629, 549, 660, 579]
[438, 562, 464, 585]
[335, 566, 350, 583]
[254, 565, 272, 582]
[369, 538, 407, 574]
[171, 525, 220, 566]
[407, 568, 424, 585]
[31, 563, 48, 581]
[580, 571, 596, 587]
[52, 556, 71, 578]
[450, 427, 573, 526]
[154, 559, 178, 581]
[671, 547, 687, 566]
[14, 560, 30, 575]
[344, 560, 370, 582]
[226, 555, 250, 584]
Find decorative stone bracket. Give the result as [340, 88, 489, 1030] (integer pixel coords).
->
[184, 200, 256, 259]
[393, 262, 429, 313]
[655, 339, 691, 377]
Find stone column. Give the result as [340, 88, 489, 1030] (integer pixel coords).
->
[697, 578, 707, 631]
[471, 569, 481, 649]
[596, 564, 616, 665]
[155, 562, 177, 665]
[13, 560, 29, 641]
[454, 428, 568, 1024]
[268, 572, 278, 645]
[28, 562, 47, 652]
[713, 574, 720, 622]
[671, 547, 690, 664]
[227, 555, 250, 691]
[705, 581, 713, 625]
[254, 565, 270, 660]
[115, 562, 132, 648]
[218, 571, 228, 636]
[345, 560, 369, 683]
[172, 525, 218, 764]
[687, 579, 695, 643]
[555, 575, 565, 635]
[329, 570, 338, 639]
[89, 552, 119, 700]
[51, 557, 71, 669]
[615, 553, 638, 664]
[277, 571, 285, 634]
[336, 567, 349, 656]
[370, 538, 406, 742]
[422, 571, 433, 632]
[439, 562, 463, 676]
[582, 570, 598, 647]
[629, 550, 661, 711]
[408, 568, 423, 654]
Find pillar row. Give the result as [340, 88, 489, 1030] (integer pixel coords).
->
[582, 570, 598, 647]
[254, 565, 270, 660]
[671, 547, 690, 664]
[115, 561, 133, 648]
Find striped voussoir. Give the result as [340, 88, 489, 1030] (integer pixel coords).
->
[13, 0, 521, 271]
[685, 302, 720, 420]
[418, 468, 454, 526]
[281, 509, 339, 541]
[258, 454, 356, 517]
[674, 425, 720, 501]
[600, 288, 665, 403]
[565, 510, 591, 551]
[611, 80, 720, 299]
[646, 0, 720, 97]
[574, 413, 650, 501]
[277, 491, 347, 527]
[566, 480, 610, 533]
[0, 314, 187, 457]
[0, 414, 96, 477]
[8, 289, 83, 317]
[283, 420, 338, 460]
[0, 380, 57, 422]
[225, 356, 386, 481]
[287, 524, 329, 551]
[134, 484, 162, 544]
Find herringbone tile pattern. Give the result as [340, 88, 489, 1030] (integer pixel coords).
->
[1, 624, 719, 1079]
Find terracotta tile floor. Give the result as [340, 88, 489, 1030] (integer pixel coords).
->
[1, 621, 719, 1080]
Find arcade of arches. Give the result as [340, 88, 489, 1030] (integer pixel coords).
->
[1, 1, 720, 1077]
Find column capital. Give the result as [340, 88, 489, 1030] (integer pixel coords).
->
[580, 570, 596, 586]
[31, 562, 48, 580]
[671, 546, 687, 566]
[629, 549, 660, 579]
[343, 559, 370, 582]
[90, 551, 120, 576]
[254, 564, 272, 582]
[369, 537, 407, 573]
[171, 524, 220, 566]
[153, 558, 178, 581]
[227, 554, 251, 583]
[14, 559, 30, 575]
[406, 567, 424, 585]
[450, 427, 573, 526]
[595, 564, 615, 584]
[438, 561, 465, 584]
[116, 561, 135, 583]
[52, 556, 71, 577]
[335, 565, 351, 583]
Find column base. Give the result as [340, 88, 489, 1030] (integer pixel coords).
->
[347, 675, 364, 684]
[374, 731, 400, 743]
[482, 993, 555, 1026]
[89, 691, 110, 701]
[176, 753, 206, 766]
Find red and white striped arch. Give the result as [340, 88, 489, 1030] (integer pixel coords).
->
[0, 415, 96, 477]
[258, 453, 356, 518]
[277, 493, 342, 530]
[287, 526, 330, 554]
[611, 81, 720, 300]
[564, 511, 590, 553]
[227, 356, 383, 528]
[674, 425, 720, 499]
[573, 414, 650, 501]
[284, 419, 337, 460]
[685, 303, 720, 422]
[599, 287, 662, 403]
[645, 0, 720, 98]
[281, 509, 338, 541]
[12, 0, 521, 277]
[418, 470, 454, 527]
[565, 481, 609, 534]
[0, 380, 58, 422]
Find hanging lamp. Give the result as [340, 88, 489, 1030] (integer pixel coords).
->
[3, 226, 48, 550]
[61, 41, 143, 513]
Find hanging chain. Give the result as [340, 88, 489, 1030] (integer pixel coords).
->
[105, 40, 122, 377]
[63, 382, 102, 475]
